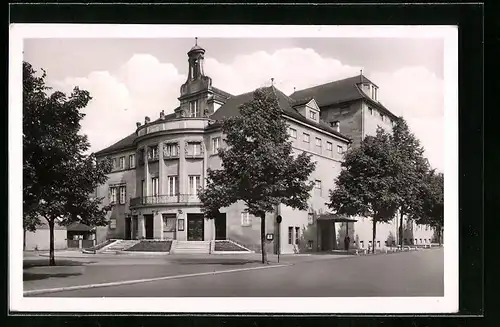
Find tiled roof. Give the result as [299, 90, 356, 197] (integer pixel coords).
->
[94, 132, 136, 156]
[289, 75, 397, 119]
[208, 86, 351, 141]
[212, 86, 233, 98]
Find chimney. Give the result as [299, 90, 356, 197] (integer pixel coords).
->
[144, 116, 150, 124]
[160, 110, 165, 120]
[136, 122, 141, 128]
[331, 120, 340, 133]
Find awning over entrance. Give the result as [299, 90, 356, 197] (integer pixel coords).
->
[316, 213, 358, 223]
[66, 222, 95, 232]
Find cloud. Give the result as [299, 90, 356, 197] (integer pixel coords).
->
[49, 48, 444, 171]
[369, 67, 444, 170]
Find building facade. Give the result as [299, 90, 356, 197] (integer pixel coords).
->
[94, 42, 434, 253]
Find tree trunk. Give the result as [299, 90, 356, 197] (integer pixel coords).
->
[23, 229, 26, 251]
[260, 212, 267, 264]
[399, 209, 404, 247]
[48, 219, 56, 266]
[372, 219, 377, 254]
[438, 226, 442, 246]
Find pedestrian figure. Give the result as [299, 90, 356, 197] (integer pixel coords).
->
[344, 235, 351, 251]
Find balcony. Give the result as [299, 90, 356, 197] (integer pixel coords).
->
[129, 194, 201, 207]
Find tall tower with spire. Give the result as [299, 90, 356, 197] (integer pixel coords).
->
[177, 38, 231, 118]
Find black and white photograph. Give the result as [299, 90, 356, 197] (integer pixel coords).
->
[10, 24, 458, 314]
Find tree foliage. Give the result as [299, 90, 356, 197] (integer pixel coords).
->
[414, 170, 444, 244]
[391, 117, 430, 246]
[23, 61, 112, 265]
[198, 87, 316, 263]
[328, 127, 399, 253]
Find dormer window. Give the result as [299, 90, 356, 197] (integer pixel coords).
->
[309, 110, 317, 120]
[380, 113, 384, 121]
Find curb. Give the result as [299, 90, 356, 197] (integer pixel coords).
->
[24, 263, 292, 296]
[211, 251, 255, 255]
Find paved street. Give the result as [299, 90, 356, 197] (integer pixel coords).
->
[27, 248, 443, 297]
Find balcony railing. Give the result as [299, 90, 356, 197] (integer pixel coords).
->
[130, 194, 201, 207]
[147, 152, 159, 162]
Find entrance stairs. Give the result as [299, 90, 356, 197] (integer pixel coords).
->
[171, 241, 211, 254]
[102, 240, 140, 253]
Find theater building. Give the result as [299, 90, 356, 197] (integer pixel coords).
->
[94, 41, 435, 253]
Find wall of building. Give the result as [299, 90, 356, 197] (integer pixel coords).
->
[320, 100, 364, 148]
[25, 225, 67, 251]
[362, 101, 394, 138]
[96, 149, 137, 240]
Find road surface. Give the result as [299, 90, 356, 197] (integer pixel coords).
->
[30, 248, 443, 297]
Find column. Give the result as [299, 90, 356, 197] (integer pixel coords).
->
[158, 142, 164, 195]
[144, 146, 150, 197]
[139, 215, 145, 239]
[179, 141, 186, 196]
[154, 212, 163, 240]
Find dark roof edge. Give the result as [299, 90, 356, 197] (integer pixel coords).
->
[281, 112, 351, 142]
[95, 145, 136, 157]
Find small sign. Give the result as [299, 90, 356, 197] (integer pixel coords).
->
[266, 233, 274, 241]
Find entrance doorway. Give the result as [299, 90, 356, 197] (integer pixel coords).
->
[187, 214, 204, 241]
[144, 214, 154, 239]
[215, 213, 227, 240]
[125, 217, 131, 240]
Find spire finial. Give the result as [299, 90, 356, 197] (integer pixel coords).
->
[271, 77, 274, 86]
[195, 37, 198, 46]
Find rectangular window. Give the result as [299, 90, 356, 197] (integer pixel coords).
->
[148, 145, 158, 160]
[151, 177, 159, 196]
[165, 143, 178, 157]
[288, 127, 297, 139]
[112, 158, 117, 169]
[307, 240, 313, 249]
[187, 142, 202, 156]
[212, 137, 221, 153]
[189, 175, 201, 195]
[167, 176, 178, 196]
[309, 111, 317, 120]
[308, 212, 314, 225]
[241, 211, 251, 227]
[288, 227, 293, 245]
[380, 112, 384, 121]
[337, 145, 344, 154]
[315, 180, 322, 190]
[119, 186, 126, 204]
[326, 141, 333, 152]
[189, 100, 199, 117]
[119, 156, 125, 169]
[109, 218, 116, 229]
[162, 214, 177, 232]
[368, 107, 373, 115]
[129, 154, 136, 168]
[303, 133, 310, 143]
[315, 137, 322, 149]
[295, 227, 300, 245]
[141, 180, 145, 197]
[109, 187, 117, 204]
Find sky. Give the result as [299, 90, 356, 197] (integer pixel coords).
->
[23, 37, 445, 171]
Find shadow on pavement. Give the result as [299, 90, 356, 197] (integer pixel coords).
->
[23, 272, 82, 281]
[23, 259, 95, 269]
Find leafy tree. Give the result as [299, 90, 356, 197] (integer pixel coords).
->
[414, 171, 444, 245]
[198, 87, 316, 263]
[328, 127, 399, 254]
[23, 61, 112, 265]
[391, 117, 430, 246]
